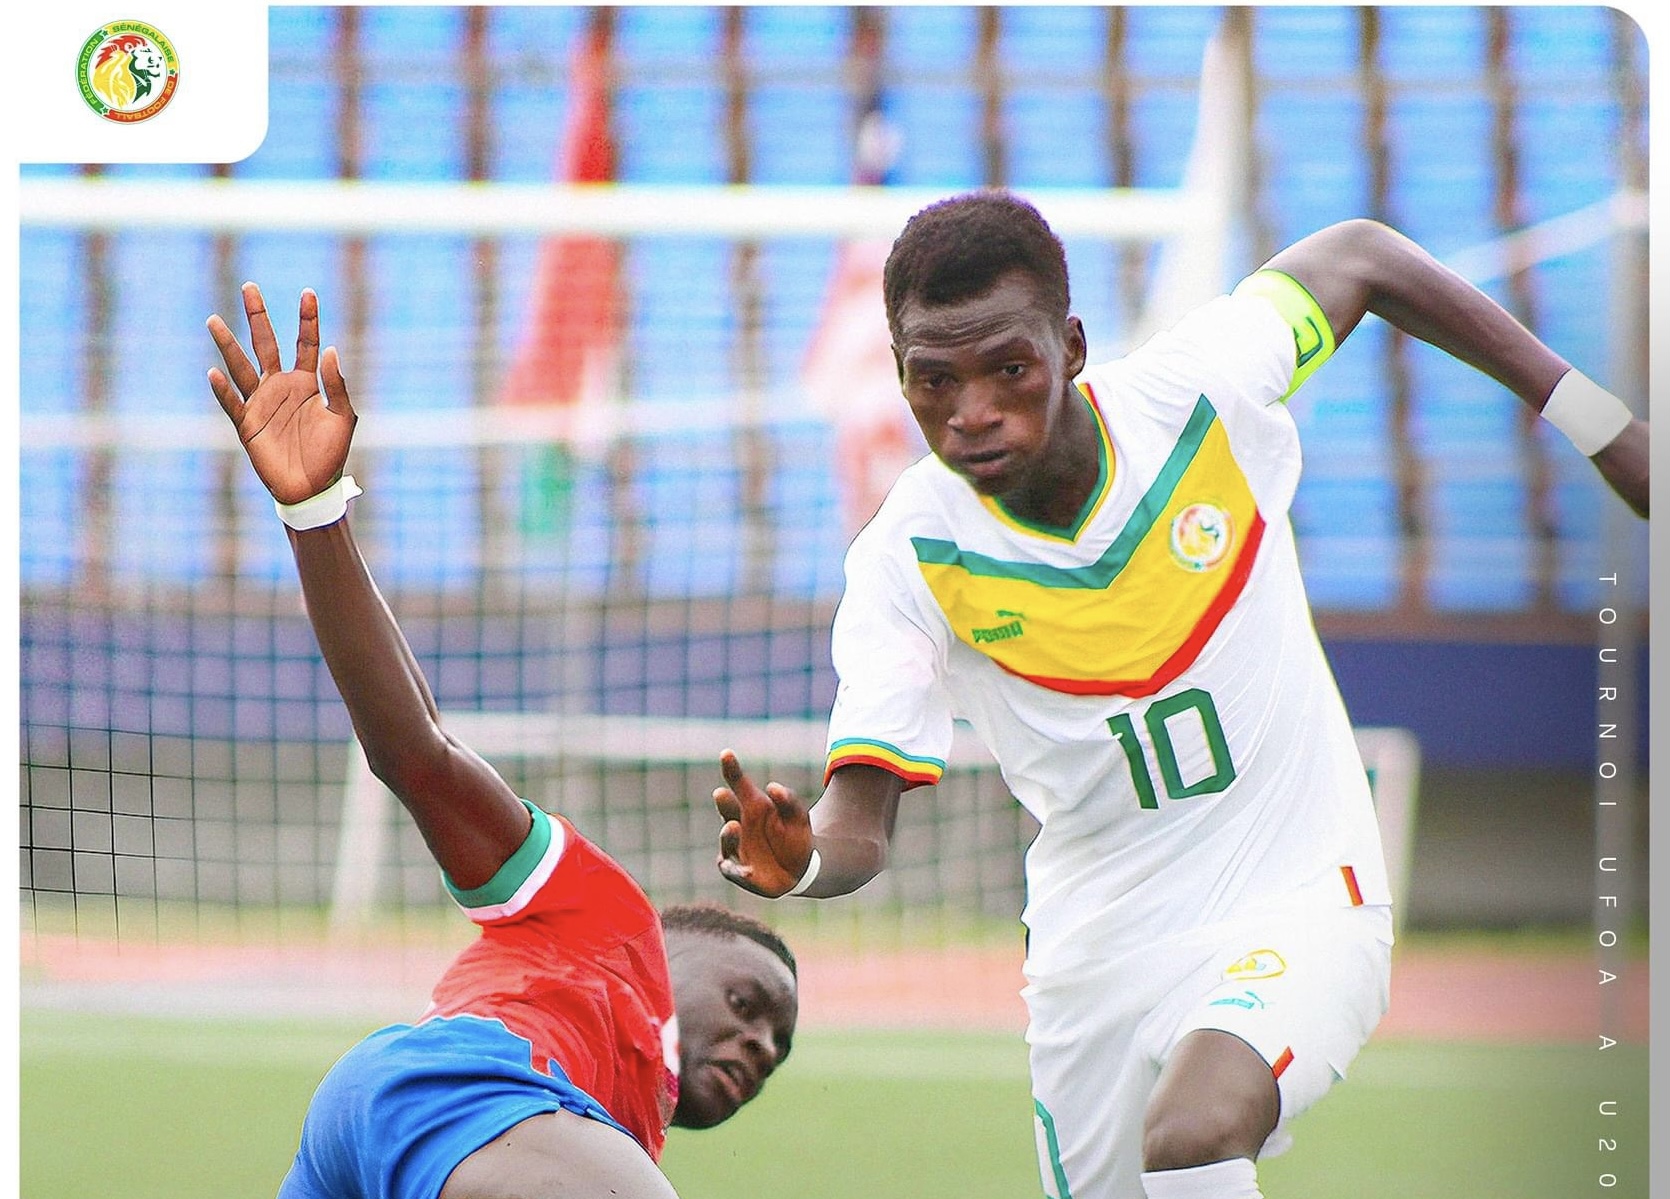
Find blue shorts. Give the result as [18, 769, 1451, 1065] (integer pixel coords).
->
[276, 1014, 633, 1199]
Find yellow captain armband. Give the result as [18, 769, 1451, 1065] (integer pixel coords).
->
[1232, 269, 1336, 401]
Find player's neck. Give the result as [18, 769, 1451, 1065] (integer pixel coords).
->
[996, 392, 1102, 530]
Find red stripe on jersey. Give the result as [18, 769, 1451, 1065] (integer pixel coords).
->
[1003, 512, 1268, 698]
[1341, 865, 1364, 906]
[1271, 1047, 1294, 1079]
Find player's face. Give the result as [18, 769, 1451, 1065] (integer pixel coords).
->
[666, 932, 798, 1129]
[894, 270, 1089, 512]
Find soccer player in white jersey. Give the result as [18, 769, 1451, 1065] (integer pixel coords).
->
[713, 191, 1648, 1199]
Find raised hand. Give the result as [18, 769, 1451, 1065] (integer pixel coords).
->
[714, 750, 814, 898]
[207, 283, 356, 505]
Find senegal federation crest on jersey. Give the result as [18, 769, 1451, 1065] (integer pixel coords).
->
[77, 21, 179, 123]
[1169, 502, 1234, 572]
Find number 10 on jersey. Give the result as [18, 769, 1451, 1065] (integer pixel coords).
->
[1106, 687, 1237, 809]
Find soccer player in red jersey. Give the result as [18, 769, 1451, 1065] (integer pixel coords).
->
[208, 283, 797, 1199]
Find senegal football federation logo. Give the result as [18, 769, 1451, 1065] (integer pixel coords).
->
[1168, 502, 1234, 572]
[77, 21, 179, 123]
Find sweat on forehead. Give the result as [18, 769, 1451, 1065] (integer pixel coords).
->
[883, 190, 1071, 335]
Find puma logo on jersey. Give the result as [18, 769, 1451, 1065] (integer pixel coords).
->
[972, 612, 1026, 643]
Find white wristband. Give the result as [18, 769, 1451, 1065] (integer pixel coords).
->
[1541, 370, 1634, 457]
[275, 475, 363, 530]
[783, 848, 822, 897]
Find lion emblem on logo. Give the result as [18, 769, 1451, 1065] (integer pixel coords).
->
[1168, 502, 1234, 572]
[77, 22, 179, 123]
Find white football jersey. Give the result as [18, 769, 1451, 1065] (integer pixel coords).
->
[824, 285, 1392, 983]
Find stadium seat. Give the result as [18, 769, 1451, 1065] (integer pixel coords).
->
[1003, 90, 1111, 187]
[883, 7, 980, 69]
[614, 83, 727, 183]
[1252, 7, 1360, 81]
[1376, 6, 1486, 81]
[486, 7, 587, 66]
[625, 238, 735, 402]
[615, 6, 724, 65]
[756, 238, 840, 396]
[489, 82, 570, 182]
[1506, 6, 1615, 78]
[996, 7, 1108, 77]
[1122, 7, 1223, 78]
[882, 85, 984, 187]
[1385, 94, 1495, 251]
[747, 86, 851, 185]
[361, 81, 467, 180]
[1257, 93, 1369, 244]
[1128, 91, 1198, 189]
[742, 6, 850, 70]
[358, 6, 466, 65]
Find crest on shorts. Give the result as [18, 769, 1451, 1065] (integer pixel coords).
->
[77, 21, 180, 123]
[1169, 502, 1234, 572]
[1224, 948, 1286, 981]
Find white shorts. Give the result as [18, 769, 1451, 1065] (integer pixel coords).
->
[1024, 902, 1392, 1199]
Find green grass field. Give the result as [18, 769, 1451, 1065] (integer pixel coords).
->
[20, 1011, 1647, 1199]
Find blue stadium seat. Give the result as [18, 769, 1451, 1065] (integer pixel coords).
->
[1062, 239, 1121, 363]
[1129, 91, 1197, 188]
[1507, 6, 1615, 78]
[1377, 7, 1486, 81]
[358, 6, 465, 64]
[615, 7, 724, 64]
[1123, 8, 1222, 77]
[997, 8, 1108, 77]
[490, 83, 570, 182]
[883, 7, 980, 69]
[1424, 464, 1534, 611]
[747, 86, 851, 184]
[486, 7, 586, 65]
[1515, 96, 1618, 223]
[637, 433, 741, 597]
[757, 239, 840, 397]
[1406, 350, 1521, 457]
[742, 6, 850, 69]
[1003, 91, 1110, 187]
[361, 81, 467, 179]
[365, 235, 476, 410]
[19, 452, 83, 586]
[1526, 252, 1612, 365]
[626, 238, 735, 401]
[1293, 532, 1403, 610]
[882, 86, 983, 187]
[108, 232, 216, 415]
[1385, 93, 1495, 251]
[615, 84, 727, 183]
[1257, 93, 1369, 243]
[20, 232, 87, 415]
[1252, 7, 1360, 80]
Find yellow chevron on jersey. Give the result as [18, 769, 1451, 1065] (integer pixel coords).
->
[911, 394, 1264, 697]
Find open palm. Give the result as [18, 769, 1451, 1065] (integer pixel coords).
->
[207, 283, 356, 505]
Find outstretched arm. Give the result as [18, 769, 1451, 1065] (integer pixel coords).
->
[207, 284, 530, 889]
[1262, 219, 1647, 517]
[714, 753, 904, 899]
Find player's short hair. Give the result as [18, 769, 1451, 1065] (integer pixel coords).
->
[661, 902, 797, 979]
[882, 189, 1071, 340]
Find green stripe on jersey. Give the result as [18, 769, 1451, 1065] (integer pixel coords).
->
[1232, 268, 1336, 400]
[444, 799, 551, 908]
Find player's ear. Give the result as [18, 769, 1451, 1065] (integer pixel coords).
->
[1065, 316, 1088, 377]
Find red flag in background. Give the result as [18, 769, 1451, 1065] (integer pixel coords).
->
[802, 101, 924, 537]
[500, 20, 619, 435]
[499, 20, 618, 535]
